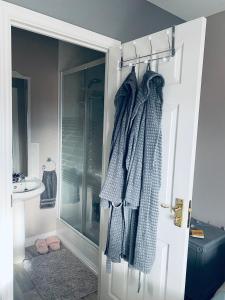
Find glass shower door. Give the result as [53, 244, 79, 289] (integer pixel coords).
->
[60, 61, 105, 245]
[83, 64, 105, 244]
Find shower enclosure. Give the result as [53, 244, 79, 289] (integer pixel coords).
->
[60, 58, 105, 245]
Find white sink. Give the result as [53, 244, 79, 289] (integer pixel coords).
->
[12, 177, 45, 263]
[12, 177, 45, 200]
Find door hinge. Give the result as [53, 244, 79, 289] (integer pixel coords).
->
[187, 200, 192, 228]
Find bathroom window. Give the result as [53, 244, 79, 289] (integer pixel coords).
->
[60, 59, 105, 245]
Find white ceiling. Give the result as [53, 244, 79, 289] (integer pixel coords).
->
[147, 0, 225, 20]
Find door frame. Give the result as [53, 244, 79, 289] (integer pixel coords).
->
[0, 1, 120, 299]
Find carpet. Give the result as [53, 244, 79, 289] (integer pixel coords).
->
[23, 247, 97, 300]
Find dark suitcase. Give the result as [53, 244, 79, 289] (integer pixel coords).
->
[185, 218, 225, 300]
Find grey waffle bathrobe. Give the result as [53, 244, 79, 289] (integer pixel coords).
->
[100, 69, 164, 274]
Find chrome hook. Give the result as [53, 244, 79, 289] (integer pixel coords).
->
[119, 45, 124, 69]
[148, 36, 153, 57]
[133, 41, 138, 59]
[132, 41, 139, 67]
[146, 36, 153, 70]
[166, 29, 171, 51]
[166, 26, 176, 57]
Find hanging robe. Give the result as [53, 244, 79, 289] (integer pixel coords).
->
[100, 67, 138, 208]
[125, 70, 164, 273]
[100, 68, 164, 274]
[100, 67, 138, 265]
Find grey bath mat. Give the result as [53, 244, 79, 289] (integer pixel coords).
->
[23, 248, 97, 300]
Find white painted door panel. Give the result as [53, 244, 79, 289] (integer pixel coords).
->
[100, 17, 206, 300]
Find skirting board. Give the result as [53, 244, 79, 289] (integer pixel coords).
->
[57, 230, 98, 275]
[25, 230, 57, 247]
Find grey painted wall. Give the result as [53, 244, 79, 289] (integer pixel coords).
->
[192, 11, 225, 228]
[3, 0, 183, 42]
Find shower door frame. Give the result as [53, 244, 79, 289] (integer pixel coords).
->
[0, 1, 120, 299]
[59, 57, 106, 246]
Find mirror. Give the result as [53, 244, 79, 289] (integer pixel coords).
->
[12, 75, 28, 176]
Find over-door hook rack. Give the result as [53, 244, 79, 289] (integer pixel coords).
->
[119, 25, 176, 69]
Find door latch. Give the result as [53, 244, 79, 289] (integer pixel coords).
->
[172, 198, 183, 227]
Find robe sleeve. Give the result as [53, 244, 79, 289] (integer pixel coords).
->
[125, 102, 146, 209]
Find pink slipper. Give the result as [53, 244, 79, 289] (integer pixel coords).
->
[35, 239, 48, 254]
[46, 236, 61, 251]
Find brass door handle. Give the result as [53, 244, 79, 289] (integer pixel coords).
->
[161, 199, 184, 227]
[172, 198, 183, 227]
[172, 207, 182, 213]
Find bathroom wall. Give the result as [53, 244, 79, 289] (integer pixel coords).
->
[58, 42, 104, 71]
[3, 0, 183, 42]
[12, 28, 59, 238]
[192, 11, 225, 229]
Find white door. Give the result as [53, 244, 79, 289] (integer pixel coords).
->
[100, 17, 206, 300]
